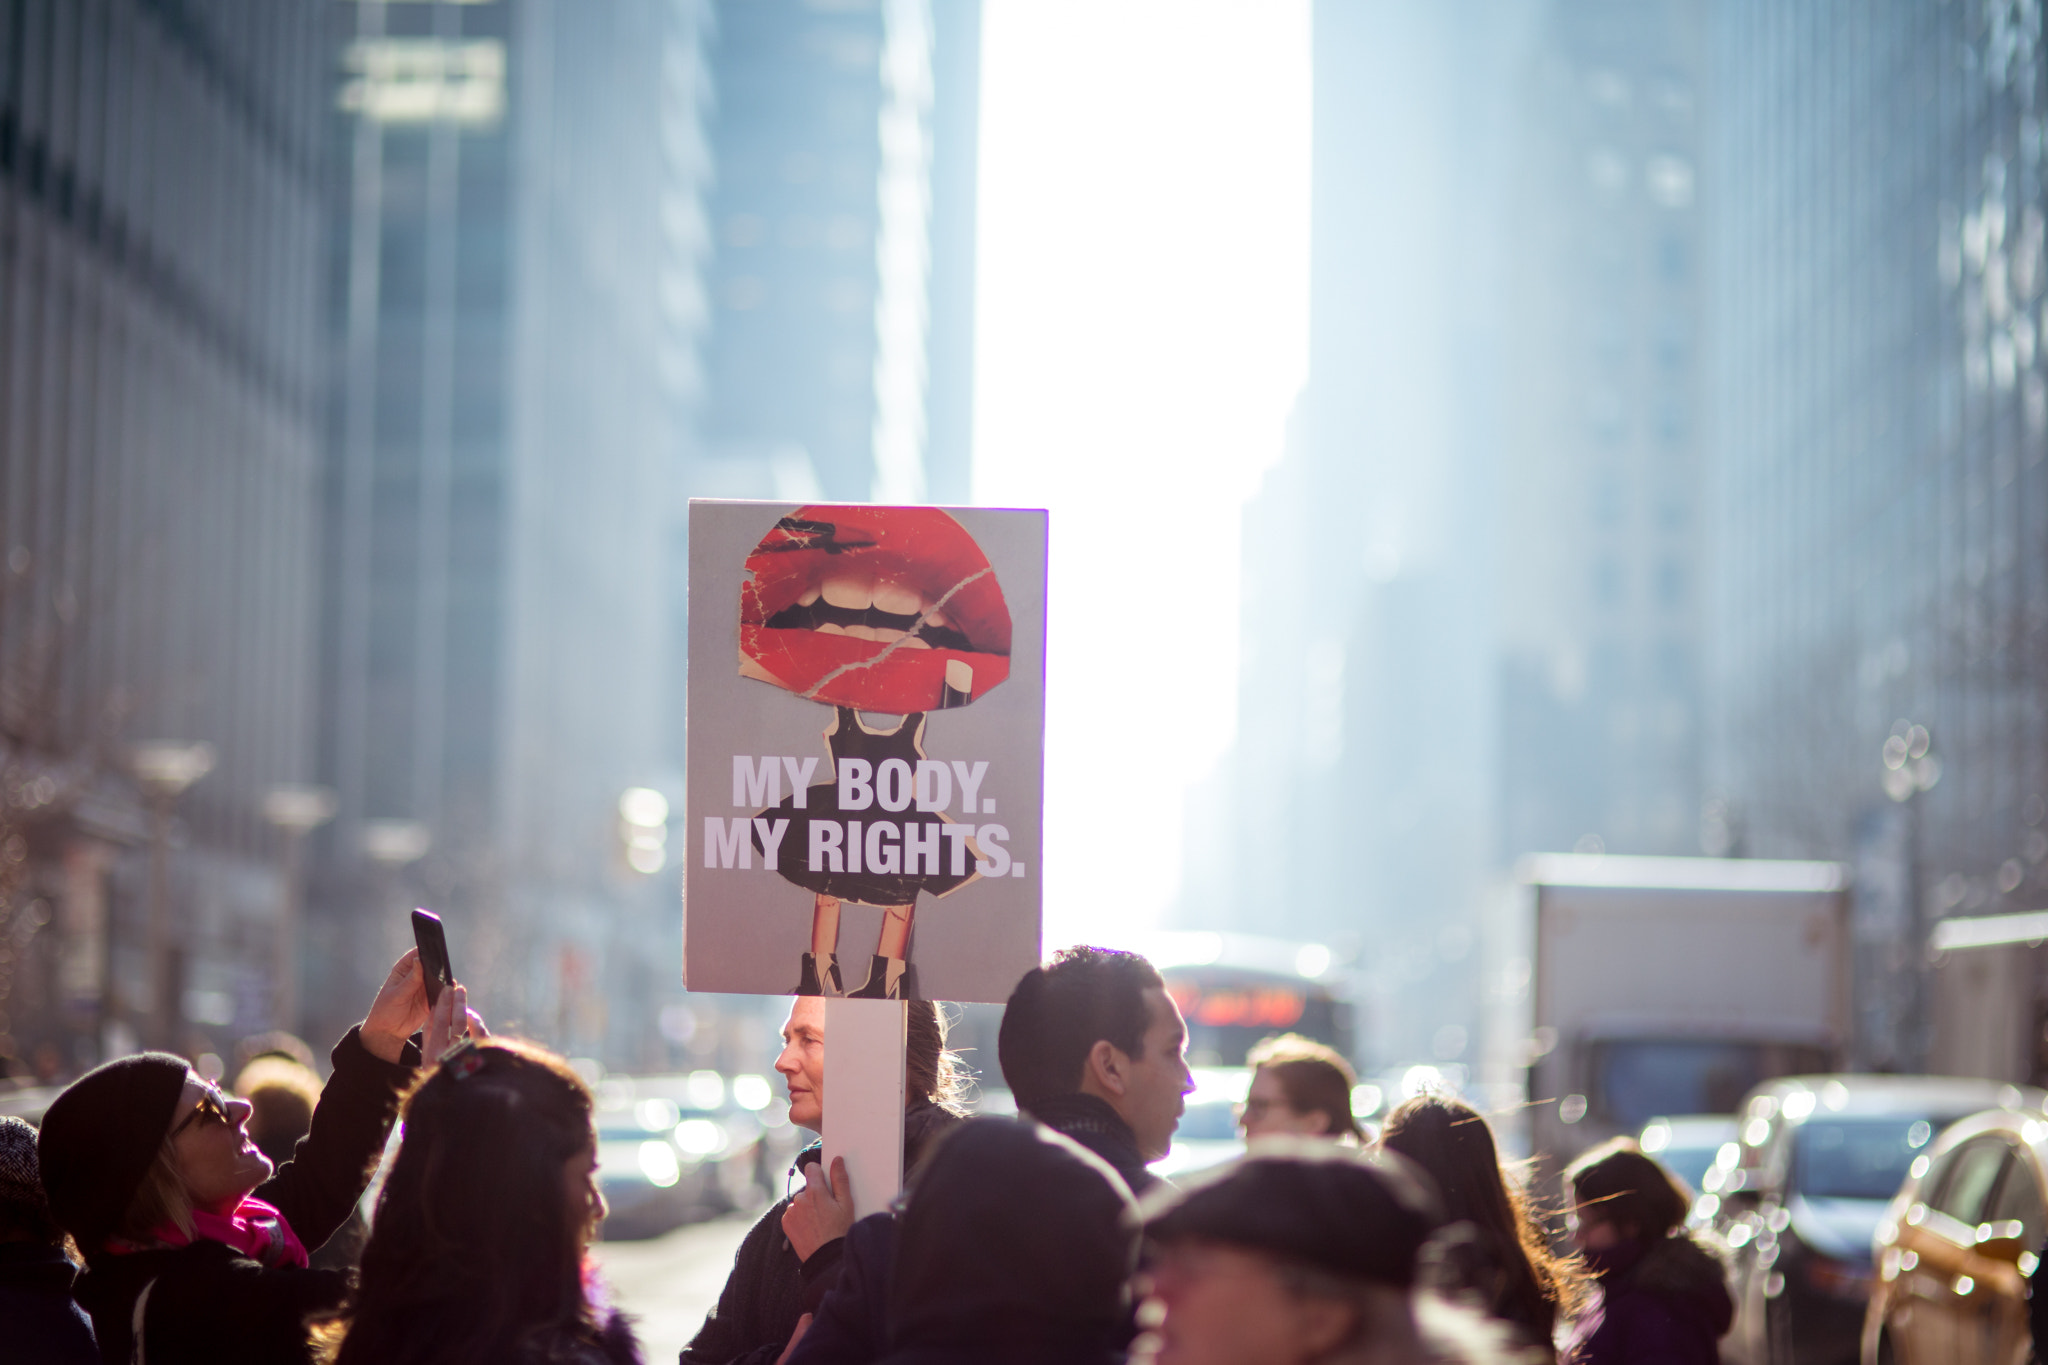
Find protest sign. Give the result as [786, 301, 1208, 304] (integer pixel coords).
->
[685, 502, 1047, 1005]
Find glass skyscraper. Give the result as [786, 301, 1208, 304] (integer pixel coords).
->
[693, 0, 979, 505]
[1497, 0, 1705, 863]
[1706, 1, 2048, 1071]
[310, 0, 711, 1057]
[0, 0, 332, 1070]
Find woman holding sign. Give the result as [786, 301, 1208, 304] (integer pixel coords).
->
[684, 997, 964, 1365]
[735, 508, 1013, 1001]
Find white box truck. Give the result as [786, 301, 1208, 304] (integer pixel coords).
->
[1480, 855, 1850, 1165]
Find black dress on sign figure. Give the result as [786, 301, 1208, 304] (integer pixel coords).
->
[752, 708, 977, 905]
[753, 707, 979, 999]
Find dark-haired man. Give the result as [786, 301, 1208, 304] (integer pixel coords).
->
[997, 945, 1194, 1193]
[684, 998, 961, 1365]
[783, 946, 1192, 1365]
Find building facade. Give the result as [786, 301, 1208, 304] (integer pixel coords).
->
[1178, 0, 1527, 1070]
[311, 0, 712, 1060]
[1705, 0, 2048, 1073]
[693, 0, 978, 505]
[1182, 0, 1711, 1074]
[1496, 0, 1706, 864]
[0, 0, 332, 1072]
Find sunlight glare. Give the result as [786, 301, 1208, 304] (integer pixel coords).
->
[973, 0, 1312, 948]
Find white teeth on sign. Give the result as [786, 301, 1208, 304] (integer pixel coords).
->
[817, 623, 848, 636]
[820, 575, 873, 610]
[924, 608, 950, 630]
[871, 580, 922, 615]
[873, 627, 905, 643]
[798, 585, 821, 607]
[899, 635, 932, 649]
[845, 625, 879, 642]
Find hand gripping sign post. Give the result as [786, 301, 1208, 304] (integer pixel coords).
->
[685, 502, 1046, 1213]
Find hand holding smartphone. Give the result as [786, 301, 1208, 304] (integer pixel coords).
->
[411, 908, 454, 1007]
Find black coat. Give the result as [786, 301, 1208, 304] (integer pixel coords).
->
[73, 1027, 416, 1365]
[1562, 1235, 1731, 1365]
[681, 1102, 960, 1365]
[876, 1119, 1135, 1365]
[0, 1241, 99, 1364]
[784, 1097, 1152, 1365]
[517, 1309, 647, 1365]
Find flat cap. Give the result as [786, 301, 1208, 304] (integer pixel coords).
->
[1138, 1139, 1444, 1287]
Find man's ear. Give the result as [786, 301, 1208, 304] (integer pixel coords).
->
[1083, 1039, 1128, 1098]
[1293, 1295, 1358, 1359]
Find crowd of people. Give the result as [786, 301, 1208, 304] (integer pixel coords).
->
[0, 944, 1736, 1364]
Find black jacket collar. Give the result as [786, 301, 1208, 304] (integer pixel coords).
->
[1021, 1093, 1154, 1194]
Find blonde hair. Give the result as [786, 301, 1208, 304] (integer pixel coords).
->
[116, 1140, 196, 1243]
[1247, 1033, 1364, 1141]
[908, 1001, 970, 1113]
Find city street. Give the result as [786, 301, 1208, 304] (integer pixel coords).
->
[592, 1209, 760, 1362]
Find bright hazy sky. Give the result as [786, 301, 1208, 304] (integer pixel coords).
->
[972, 0, 1313, 949]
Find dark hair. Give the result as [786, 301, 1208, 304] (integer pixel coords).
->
[998, 947, 1163, 1110]
[325, 1040, 598, 1365]
[1564, 1137, 1691, 1241]
[1246, 1034, 1364, 1140]
[0, 1199, 65, 1245]
[907, 1001, 967, 1111]
[1379, 1095, 1591, 1340]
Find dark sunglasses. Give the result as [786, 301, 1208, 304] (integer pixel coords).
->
[172, 1083, 232, 1136]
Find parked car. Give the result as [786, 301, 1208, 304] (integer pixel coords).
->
[1641, 1113, 1740, 1195]
[1864, 1104, 2048, 1365]
[593, 1070, 772, 1239]
[1705, 1074, 2043, 1365]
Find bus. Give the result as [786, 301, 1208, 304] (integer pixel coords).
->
[1146, 932, 1352, 1067]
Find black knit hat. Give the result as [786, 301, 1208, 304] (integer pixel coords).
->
[1137, 1140, 1445, 1288]
[0, 1115, 44, 1213]
[36, 1051, 191, 1248]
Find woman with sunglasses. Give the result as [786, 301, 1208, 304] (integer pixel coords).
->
[35, 949, 479, 1365]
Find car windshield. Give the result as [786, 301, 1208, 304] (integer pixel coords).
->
[1595, 1041, 1786, 1129]
[1656, 1143, 1726, 1193]
[1793, 1117, 1949, 1200]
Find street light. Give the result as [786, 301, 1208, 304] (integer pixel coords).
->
[361, 819, 431, 868]
[263, 785, 336, 1037]
[131, 740, 215, 1051]
[619, 787, 669, 874]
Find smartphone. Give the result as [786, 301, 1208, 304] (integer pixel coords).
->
[411, 908, 454, 1007]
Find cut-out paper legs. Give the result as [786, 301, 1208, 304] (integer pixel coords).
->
[795, 894, 846, 996]
[794, 893, 916, 1000]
